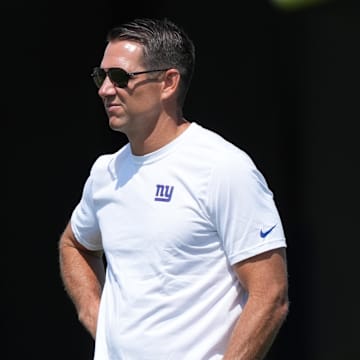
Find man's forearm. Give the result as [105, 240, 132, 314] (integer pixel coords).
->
[59, 239, 105, 338]
[223, 293, 289, 360]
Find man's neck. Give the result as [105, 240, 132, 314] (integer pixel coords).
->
[129, 117, 190, 156]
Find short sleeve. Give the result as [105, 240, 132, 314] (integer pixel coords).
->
[207, 150, 286, 265]
[71, 174, 103, 251]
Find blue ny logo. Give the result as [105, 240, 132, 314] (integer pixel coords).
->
[154, 184, 174, 202]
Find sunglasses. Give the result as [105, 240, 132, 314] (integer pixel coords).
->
[91, 67, 170, 89]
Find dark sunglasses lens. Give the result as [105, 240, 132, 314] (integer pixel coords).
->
[91, 68, 130, 88]
[108, 68, 129, 88]
[92, 68, 106, 88]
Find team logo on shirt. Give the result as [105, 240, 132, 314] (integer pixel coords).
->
[154, 184, 174, 202]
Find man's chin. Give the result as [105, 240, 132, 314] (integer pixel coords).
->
[108, 118, 127, 133]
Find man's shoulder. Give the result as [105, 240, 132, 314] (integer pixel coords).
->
[90, 143, 130, 175]
[190, 122, 251, 163]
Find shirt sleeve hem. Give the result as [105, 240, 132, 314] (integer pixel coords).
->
[228, 239, 287, 265]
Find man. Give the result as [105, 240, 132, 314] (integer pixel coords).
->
[58, 17, 289, 359]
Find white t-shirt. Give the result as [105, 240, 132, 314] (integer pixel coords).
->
[71, 122, 286, 360]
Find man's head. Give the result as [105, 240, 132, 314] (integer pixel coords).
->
[105, 17, 195, 107]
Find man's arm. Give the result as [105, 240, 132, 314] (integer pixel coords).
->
[58, 221, 106, 339]
[223, 247, 289, 360]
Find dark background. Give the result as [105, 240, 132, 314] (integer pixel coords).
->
[5, 0, 360, 358]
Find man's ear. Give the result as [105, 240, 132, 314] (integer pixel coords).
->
[161, 69, 180, 100]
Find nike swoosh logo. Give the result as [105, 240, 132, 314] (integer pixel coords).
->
[260, 224, 277, 238]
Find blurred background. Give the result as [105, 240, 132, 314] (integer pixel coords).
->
[5, 0, 360, 358]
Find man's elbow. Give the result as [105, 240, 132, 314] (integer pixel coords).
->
[272, 286, 290, 324]
[277, 296, 290, 324]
